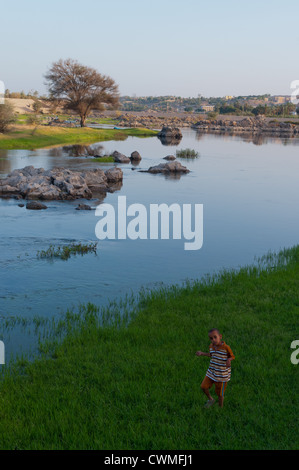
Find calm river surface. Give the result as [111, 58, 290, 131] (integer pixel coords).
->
[1, 128, 299, 361]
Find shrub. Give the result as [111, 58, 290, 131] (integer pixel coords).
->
[176, 148, 199, 158]
[0, 102, 16, 132]
[37, 242, 98, 261]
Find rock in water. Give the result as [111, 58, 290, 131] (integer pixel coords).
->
[75, 204, 92, 211]
[130, 151, 142, 162]
[163, 155, 176, 161]
[26, 201, 48, 210]
[0, 166, 123, 201]
[147, 161, 190, 174]
[157, 126, 183, 139]
[112, 151, 131, 163]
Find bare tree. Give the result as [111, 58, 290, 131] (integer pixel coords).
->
[44, 59, 119, 127]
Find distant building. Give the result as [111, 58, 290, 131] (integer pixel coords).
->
[271, 95, 289, 104]
[275, 96, 286, 104]
[200, 105, 215, 112]
[225, 95, 233, 100]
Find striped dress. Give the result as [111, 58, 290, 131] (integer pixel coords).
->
[206, 341, 235, 383]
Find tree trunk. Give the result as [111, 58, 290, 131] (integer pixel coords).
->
[80, 115, 86, 127]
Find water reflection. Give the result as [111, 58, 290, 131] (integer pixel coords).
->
[195, 129, 299, 146]
[62, 144, 104, 157]
[157, 135, 182, 146]
[0, 157, 11, 175]
[48, 147, 63, 157]
[163, 172, 186, 181]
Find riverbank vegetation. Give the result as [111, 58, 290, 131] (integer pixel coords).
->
[0, 245, 298, 449]
[0, 124, 158, 149]
[37, 242, 98, 261]
[176, 148, 199, 159]
[92, 156, 115, 162]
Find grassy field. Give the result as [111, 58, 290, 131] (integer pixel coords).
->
[0, 124, 158, 150]
[0, 245, 298, 450]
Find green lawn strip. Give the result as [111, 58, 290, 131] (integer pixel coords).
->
[0, 126, 157, 150]
[86, 117, 118, 125]
[92, 156, 115, 162]
[0, 246, 298, 449]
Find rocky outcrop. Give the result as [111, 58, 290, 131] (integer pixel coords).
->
[0, 166, 123, 201]
[192, 116, 299, 134]
[147, 161, 190, 174]
[115, 113, 199, 129]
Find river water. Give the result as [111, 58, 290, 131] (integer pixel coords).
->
[0, 128, 299, 362]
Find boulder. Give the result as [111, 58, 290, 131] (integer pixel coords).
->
[157, 126, 182, 139]
[105, 167, 123, 183]
[112, 151, 131, 163]
[157, 127, 183, 145]
[26, 201, 48, 210]
[75, 203, 92, 211]
[147, 161, 190, 174]
[81, 169, 107, 193]
[130, 151, 142, 162]
[163, 155, 176, 161]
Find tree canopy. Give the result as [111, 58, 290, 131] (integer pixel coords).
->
[44, 59, 119, 127]
[0, 102, 16, 133]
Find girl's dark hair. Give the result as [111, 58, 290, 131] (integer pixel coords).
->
[208, 328, 220, 335]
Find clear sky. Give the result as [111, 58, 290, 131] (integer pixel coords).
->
[1, 0, 298, 97]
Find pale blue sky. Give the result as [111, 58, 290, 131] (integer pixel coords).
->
[1, 0, 298, 97]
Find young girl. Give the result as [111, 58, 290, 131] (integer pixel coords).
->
[196, 329, 235, 408]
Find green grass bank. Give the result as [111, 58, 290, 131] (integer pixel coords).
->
[0, 125, 158, 150]
[0, 246, 298, 450]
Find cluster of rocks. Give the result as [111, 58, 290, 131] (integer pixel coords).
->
[112, 150, 142, 164]
[116, 114, 198, 129]
[47, 119, 79, 128]
[0, 165, 123, 202]
[110, 148, 189, 175]
[192, 116, 299, 134]
[0, 129, 192, 209]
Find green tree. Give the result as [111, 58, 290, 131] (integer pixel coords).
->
[0, 102, 16, 132]
[207, 111, 218, 120]
[252, 105, 267, 116]
[32, 99, 43, 113]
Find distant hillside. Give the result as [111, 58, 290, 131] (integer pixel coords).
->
[5, 98, 59, 115]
